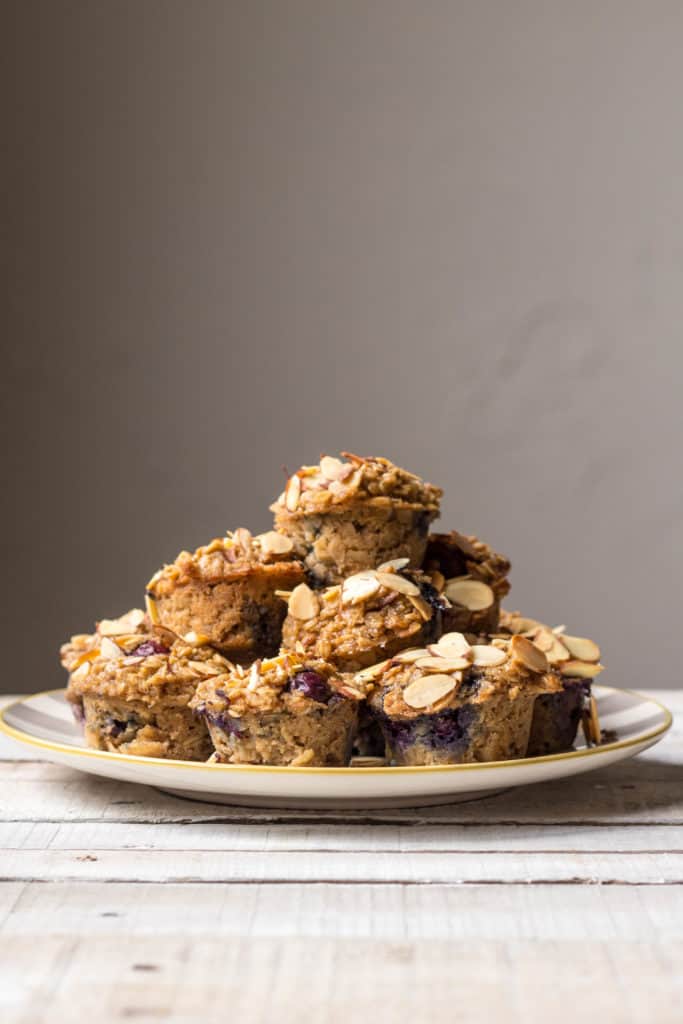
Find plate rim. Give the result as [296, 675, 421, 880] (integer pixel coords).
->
[0, 684, 672, 777]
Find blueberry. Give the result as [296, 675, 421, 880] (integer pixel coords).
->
[103, 716, 131, 738]
[129, 640, 170, 657]
[288, 670, 331, 703]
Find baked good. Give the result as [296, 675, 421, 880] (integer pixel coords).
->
[423, 530, 510, 635]
[191, 652, 361, 766]
[65, 627, 229, 760]
[280, 559, 449, 672]
[271, 453, 442, 586]
[145, 528, 304, 662]
[363, 631, 559, 765]
[499, 611, 605, 755]
[60, 607, 147, 671]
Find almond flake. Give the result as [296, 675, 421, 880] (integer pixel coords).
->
[407, 594, 432, 620]
[470, 644, 508, 667]
[99, 637, 123, 660]
[444, 578, 494, 611]
[403, 674, 458, 710]
[350, 756, 387, 767]
[71, 661, 91, 680]
[145, 593, 160, 625]
[415, 655, 471, 671]
[354, 660, 392, 683]
[391, 648, 430, 664]
[188, 660, 218, 677]
[183, 631, 211, 646]
[559, 660, 604, 679]
[544, 635, 571, 664]
[320, 455, 347, 480]
[122, 655, 145, 666]
[248, 662, 262, 691]
[561, 634, 601, 663]
[429, 570, 446, 592]
[341, 571, 380, 605]
[287, 583, 319, 620]
[589, 695, 601, 743]
[257, 530, 294, 556]
[510, 635, 548, 673]
[98, 609, 145, 636]
[285, 474, 301, 512]
[429, 632, 472, 660]
[375, 572, 420, 596]
[552, 624, 567, 635]
[377, 557, 410, 572]
[337, 685, 365, 701]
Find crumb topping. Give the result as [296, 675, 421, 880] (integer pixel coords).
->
[499, 610, 605, 679]
[271, 453, 442, 516]
[60, 609, 147, 672]
[66, 627, 231, 705]
[146, 528, 304, 599]
[360, 631, 562, 719]
[191, 652, 361, 718]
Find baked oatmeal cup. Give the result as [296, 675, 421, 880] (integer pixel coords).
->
[146, 528, 304, 662]
[499, 611, 605, 755]
[363, 631, 560, 766]
[65, 627, 230, 761]
[191, 652, 361, 766]
[423, 530, 510, 635]
[271, 453, 442, 586]
[281, 559, 450, 672]
[60, 607, 147, 672]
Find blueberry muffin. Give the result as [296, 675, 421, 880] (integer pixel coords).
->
[499, 610, 605, 755]
[423, 530, 510, 636]
[146, 528, 304, 662]
[65, 627, 229, 760]
[191, 652, 361, 766]
[271, 453, 442, 586]
[281, 559, 449, 672]
[60, 607, 147, 672]
[364, 631, 560, 766]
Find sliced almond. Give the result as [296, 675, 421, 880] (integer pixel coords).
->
[337, 684, 365, 701]
[188, 660, 219, 677]
[285, 473, 301, 512]
[444, 578, 494, 611]
[375, 572, 420, 597]
[559, 660, 604, 679]
[247, 661, 262, 691]
[429, 632, 472, 660]
[98, 608, 145, 637]
[407, 594, 432, 620]
[391, 648, 430, 664]
[589, 695, 601, 743]
[122, 655, 145, 666]
[341, 571, 380, 605]
[470, 644, 508, 667]
[403, 673, 458, 710]
[377, 557, 410, 572]
[275, 590, 293, 601]
[415, 655, 471, 672]
[288, 583, 319, 620]
[145, 593, 160, 625]
[354, 659, 392, 684]
[99, 637, 123, 660]
[531, 629, 570, 664]
[71, 661, 91, 681]
[257, 530, 294, 556]
[320, 455, 347, 481]
[429, 570, 446, 592]
[350, 756, 387, 767]
[552, 624, 567, 635]
[183, 631, 211, 646]
[561, 635, 601, 663]
[510, 635, 548, 673]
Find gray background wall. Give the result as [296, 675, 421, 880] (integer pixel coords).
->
[3, 1, 682, 693]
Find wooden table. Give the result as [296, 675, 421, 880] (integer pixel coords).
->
[0, 689, 681, 1023]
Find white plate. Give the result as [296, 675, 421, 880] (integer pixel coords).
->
[0, 686, 672, 808]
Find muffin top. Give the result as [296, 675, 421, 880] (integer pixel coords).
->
[360, 631, 561, 720]
[281, 559, 450, 667]
[146, 528, 304, 602]
[498, 610, 604, 680]
[424, 530, 511, 603]
[66, 627, 231, 706]
[191, 651, 362, 718]
[271, 453, 442, 516]
[60, 608, 147, 672]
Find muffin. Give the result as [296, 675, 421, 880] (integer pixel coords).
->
[423, 530, 510, 636]
[364, 631, 560, 766]
[60, 607, 147, 672]
[191, 652, 361, 766]
[65, 627, 229, 760]
[499, 610, 605, 755]
[281, 559, 450, 672]
[271, 453, 442, 586]
[146, 528, 304, 662]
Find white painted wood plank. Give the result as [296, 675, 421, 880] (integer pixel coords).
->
[1, 847, 681, 883]
[1, 761, 681, 825]
[2, 820, 683, 854]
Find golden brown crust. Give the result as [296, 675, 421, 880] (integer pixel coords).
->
[424, 530, 511, 599]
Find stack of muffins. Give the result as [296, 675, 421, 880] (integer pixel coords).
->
[60, 453, 605, 767]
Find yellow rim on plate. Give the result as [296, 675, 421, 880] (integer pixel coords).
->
[0, 685, 672, 776]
